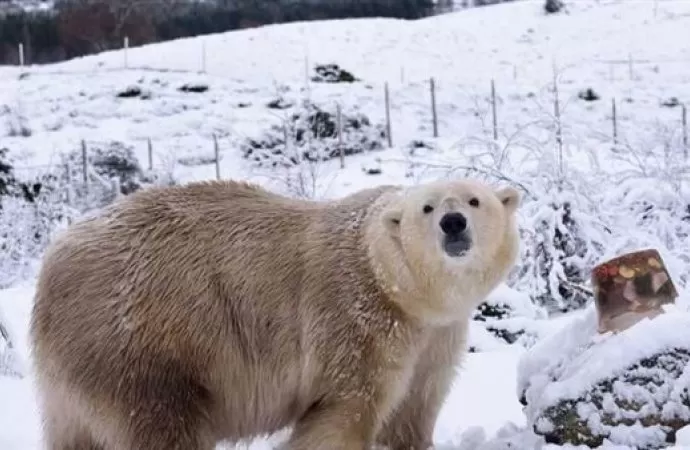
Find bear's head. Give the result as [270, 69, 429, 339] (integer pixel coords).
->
[368, 178, 521, 325]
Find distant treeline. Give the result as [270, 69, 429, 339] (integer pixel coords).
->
[0, 0, 436, 65]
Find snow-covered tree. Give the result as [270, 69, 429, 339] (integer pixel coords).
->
[509, 173, 610, 314]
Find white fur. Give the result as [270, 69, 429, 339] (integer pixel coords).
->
[367, 178, 521, 327]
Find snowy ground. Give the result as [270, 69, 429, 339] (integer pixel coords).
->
[2, 0, 690, 448]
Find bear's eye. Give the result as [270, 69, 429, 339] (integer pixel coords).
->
[423, 205, 434, 214]
[469, 197, 480, 208]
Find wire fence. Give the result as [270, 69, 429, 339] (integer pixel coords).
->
[4, 28, 690, 190]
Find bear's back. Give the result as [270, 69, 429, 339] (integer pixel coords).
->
[30, 181, 310, 396]
[29, 180, 402, 441]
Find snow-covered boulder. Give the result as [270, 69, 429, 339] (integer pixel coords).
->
[517, 303, 690, 448]
[469, 284, 549, 352]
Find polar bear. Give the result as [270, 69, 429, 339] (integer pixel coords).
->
[29, 177, 520, 450]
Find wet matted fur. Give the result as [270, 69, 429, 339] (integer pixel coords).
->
[29, 179, 521, 450]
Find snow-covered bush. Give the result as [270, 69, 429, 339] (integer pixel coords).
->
[60, 140, 166, 213]
[1, 147, 54, 206]
[1, 149, 68, 288]
[0, 147, 13, 197]
[598, 175, 690, 294]
[0, 170, 76, 289]
[471, 284, 548, 351]
[509, 171, 610, 314]
[408, 135, 611, 315]
[311, 64, 358, 83]
[0, 142, 174, 289]
[241, 100, 387, 168]
[2, 102, 31, 137]
[509, 172, 688, 316]
[0, 314, 23, 378]
[518, 303, 690, 448]
[427, 126, 689, 316]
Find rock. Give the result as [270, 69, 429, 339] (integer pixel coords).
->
[544, 0, 565, 14]
[517, 304, 690, 449]
[406, 139, 440, 157]
[661, 97, 680, 108]
[117, 85, 142, 98]
[578, 88, 600, 102]
[267, 97, 293, 110]
[364, 167, 382, 175]
[178, 83, 209, 93]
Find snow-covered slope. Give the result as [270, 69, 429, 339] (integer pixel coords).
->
[2, 0, 690, 449]
[2, 0, 690, 180]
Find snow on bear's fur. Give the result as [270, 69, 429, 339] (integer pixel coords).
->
[29, 178, 521, 450]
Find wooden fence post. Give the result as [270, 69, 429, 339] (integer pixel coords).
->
[682, 104, 688, 160]
[304, 54, 310, 95]
[491, 79, 498, 141]
[81, 140, 88, 194]
[64, 162, 72, 207]
[384, 82, 392, 147]
[612, 98, 618, 146]
[213, 134, 220, 180]
[147, 138, 153, 171]
[124, 36, 129, 68]
[336, 104, 344, 169]
[552, 62, 563, 174]
[201, 40, 207, 73]
[430, 77, 438, 138]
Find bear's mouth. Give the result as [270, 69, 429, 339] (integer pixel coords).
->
[443, 233, 472, 258]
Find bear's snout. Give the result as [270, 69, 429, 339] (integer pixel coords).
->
[439, 212, 467, 235]
[440, 212, 472, 257]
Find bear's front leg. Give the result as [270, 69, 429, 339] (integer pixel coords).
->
[376, 324, 467, 450]
[284, 398, 377, 450]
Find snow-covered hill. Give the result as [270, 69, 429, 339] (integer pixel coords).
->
[3, 0, 689, 178]
[2, 0, 690, 448]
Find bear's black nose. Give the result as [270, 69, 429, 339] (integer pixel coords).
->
[440, 212, 467, 235]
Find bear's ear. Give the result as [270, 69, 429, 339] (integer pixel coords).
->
[495, 186, 521, 215]
[382, 206, 402, 238]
